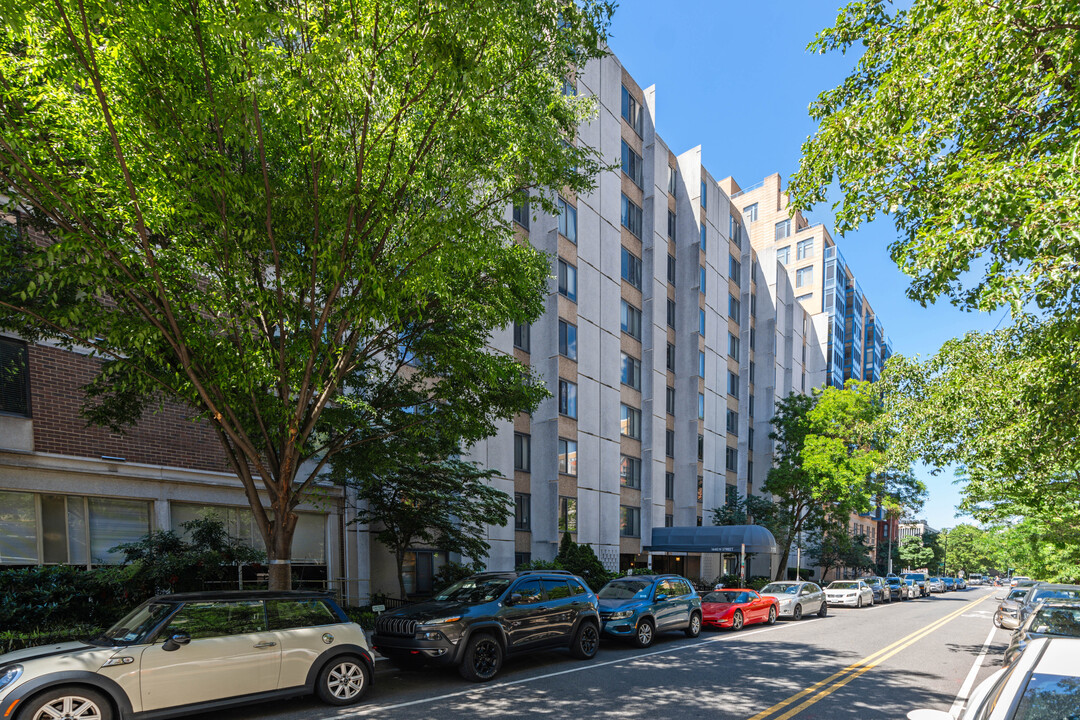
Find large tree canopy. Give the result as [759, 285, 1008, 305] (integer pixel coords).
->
[0, 0, 612, 588]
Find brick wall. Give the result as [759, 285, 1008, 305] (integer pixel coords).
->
[29, 344, 231, 473]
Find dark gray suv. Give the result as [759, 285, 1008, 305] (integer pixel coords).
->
[371, 570, 600, 681]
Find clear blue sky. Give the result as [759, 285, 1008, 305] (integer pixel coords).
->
[607, 1, 1000, 531]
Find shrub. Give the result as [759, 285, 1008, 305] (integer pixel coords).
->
[0, 565, 134, 635]
[0, 624, 102, 654]
[342, 607, 377, 631]
[432, 561, 482, 594]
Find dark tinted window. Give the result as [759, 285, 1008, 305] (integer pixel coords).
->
[0, 338, 30, 417]
[165, 600, 265, 639]
[267, 599, 338, 630]
[513, 579, 544, 604]
[543, 579, 572, 600]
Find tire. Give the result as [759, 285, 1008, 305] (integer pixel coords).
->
[817, 601, 828, 618]
[459, 633, 503, 682]
[21, 687, 114, 720]
[315, 655, 371, 705]
[767, 606, 777, 625]
[792, 604, 804, 621]
[731, 610, 744, 631]
[993, 613, 1003, 629]
[569, 621, 600, 659]
[633, 618, 655, 648]
[856, 596, 863, 608]
[685, 611, 702, 638]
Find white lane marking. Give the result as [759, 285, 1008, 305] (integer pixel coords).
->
[948, 625, 998, 718]
[336, 618, 823, 717]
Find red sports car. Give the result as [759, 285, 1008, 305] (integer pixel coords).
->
[701, 588, 779, 630]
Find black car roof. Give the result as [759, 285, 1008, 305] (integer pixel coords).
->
[148, 590, 332, 603]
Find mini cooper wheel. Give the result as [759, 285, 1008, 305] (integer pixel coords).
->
[316, 656, 371, 705]
[817, 601, 828, 617]
[685, 611, 702, 638]
[459, 633, 503, 682]
[570, 621, 600, 659]
[633, 618, 655, 648]
[792, 604, 804, 621]
[767, 606, 778, 625]
[22, 687, 113, 720]
[731, 610, 744, 631]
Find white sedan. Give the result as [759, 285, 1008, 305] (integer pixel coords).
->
[825, 580, 875, 608]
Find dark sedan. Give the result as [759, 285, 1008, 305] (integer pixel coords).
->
[1003, 600, 1080, 665]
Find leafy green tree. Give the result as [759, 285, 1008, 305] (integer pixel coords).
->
[0, 0, 611, 588]
[555, 532, 614, 593]
[713, 484, 788, 537]
[942, 524, 995, 577]
[899, 535, 934, 572]
[808, 525, 873, 582]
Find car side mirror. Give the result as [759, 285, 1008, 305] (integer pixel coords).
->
[162, 631, 190, 652]
[655, 594, 668, 602]
[505, 593, 522, 606]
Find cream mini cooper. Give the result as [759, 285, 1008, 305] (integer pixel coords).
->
[0, 591, 373, 720]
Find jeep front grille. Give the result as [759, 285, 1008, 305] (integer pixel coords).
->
[375, 616, 419, 637]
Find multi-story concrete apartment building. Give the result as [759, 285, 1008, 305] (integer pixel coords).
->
[0, 46, 897, 599]
[899, 520, 939, 541]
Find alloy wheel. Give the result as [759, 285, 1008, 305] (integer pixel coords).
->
[327, 661, 366, 700]
[637, 621, 653, 646]
[731, 611, 744, 630]
[473, 638, 500, 679]
[32, 696, 103, 720]
[579, 624, 599, 656]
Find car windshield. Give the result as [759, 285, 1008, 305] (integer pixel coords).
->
[704, 591, 750, 603]
[829, 582, 858, 590]
[761, 583, 800, 595]
[1013, 672, 1080, 719]
[1031, 607, 1080, 637]
[598, 580, 653, 600]
[888, 579, 901, 585]
[433, 577, 512, 603]
[1008, 588, 1030, 601]
[91, 601, 177, 646]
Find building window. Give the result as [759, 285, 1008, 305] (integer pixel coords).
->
[621, 140, 643, 188]
[621, 456, 641, 489]
[665, 472, 675, 500]
[726, 446, 738, 472]
[749, 393, 755, 418]
[513, 322, 530, 352]
[748, 427, 755, 452]
[621, 404, 641, 439]
[797, 237, 815, 260]
[620, 506, 640, 537]
[698, 434, 704, 460]
[559, 319, 577, 360]
[558, 196, 577, 243]
[796, 266, 814, 288]
[665, 514, 674, 527]
[665, 429, 675, 458]
[558, 379, 577, 418]
[750, 326, 756, 350]
[729, 256, 742, 287]
[698, 393, 705, 420]
[698, 476, 704, 502]
[512, 194, 530, 229]
[0, 338, 30, 418]
[700, 223, 707, 252]
[668, 166, 677, 195]
[699, 308, 706, 336]
[622, 247, 643, 289]
[559, 496, 578, 533]
[621, 300, 642, 340]
[667, 253, 677, 284]
[699, 266, 706, 293]
[728, 333, 740, 359]
[558, 438, 578, 475]
[727, 408, 738, 434]
[729, 295, 741, 325]
[749, 361, 756, 384]
[621, 353, 641, 390]
[666, 343, 676, 372]
[621, 85, 643, 136]
[729, 216, 743, 249]
[668, 211, 676, 242]
[667, 298, 676, 328]
[514, 433, 531, 472]
[751, 294, 757, 317]
[621, 194, 643, 238]
[515, 493, 531, 530]
[775, 218, 791, 240]
[514, 552, 531, 568]
[744, 203, 758, 222]
[699, 351, 705, 378]
[558, 258, 577, 301]
[777, 245, 791, 265]
[666, 386, 675, 415]
[728, 371, 740, 398]
[700, 180, 707, 210]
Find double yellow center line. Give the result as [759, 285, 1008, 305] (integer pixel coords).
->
[749, 592, 992, 720]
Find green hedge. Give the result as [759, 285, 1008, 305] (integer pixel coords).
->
[0, 565, 139, 635]
[0, 625, 102, 655]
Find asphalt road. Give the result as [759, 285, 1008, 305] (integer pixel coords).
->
[192, 585, 1014, 720]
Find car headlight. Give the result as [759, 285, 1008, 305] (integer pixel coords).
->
[415, 630, 445, 641]
[608, 610, 635, 620]
[421, 616, 462, 626]
[0, 665, 22, 692]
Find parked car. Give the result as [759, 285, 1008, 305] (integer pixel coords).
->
[1010, 575, 1033, 587]
[595, 574, 702, 648]
[700, 589, 779, 631]
[885, 576, 906, 601]
[372, 570, 600, 681]
[1003, 600, 1080, 665]
[758, 581, 828, 620]
[825, 580, 875, 608]
[927, 577, 946, 593]
[994, 586, 1037, 630]
[942, 577, 956, 591]
[902, 578, 920, 599]
[908, 637, 1080, 720]
[865, 577, 892, 604]
[1016, 584, 1080, 626]
[902, 572, 930, 597]
[956, 577, 967, 589]
[0, 591, 374, 720]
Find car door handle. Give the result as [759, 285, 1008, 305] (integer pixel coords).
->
[253, 641, 277, 649]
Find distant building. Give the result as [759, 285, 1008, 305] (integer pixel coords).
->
[899, 520, 939, 540]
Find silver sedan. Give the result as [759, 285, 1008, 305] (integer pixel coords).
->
[758, 581, 828, 620]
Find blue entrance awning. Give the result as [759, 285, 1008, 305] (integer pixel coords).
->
[645, 525, 778, 555]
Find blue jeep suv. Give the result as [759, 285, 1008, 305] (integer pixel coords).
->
[596, 574, 702, 647]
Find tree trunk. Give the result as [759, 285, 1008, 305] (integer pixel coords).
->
[267, 508, 298, 591]
[396, 548, 408, 601]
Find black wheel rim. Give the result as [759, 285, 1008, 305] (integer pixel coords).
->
[580, 625, 598, 655]
[474, 640, 499, 678]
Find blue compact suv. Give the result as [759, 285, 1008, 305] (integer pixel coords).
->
[596, 575, 702, 648]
